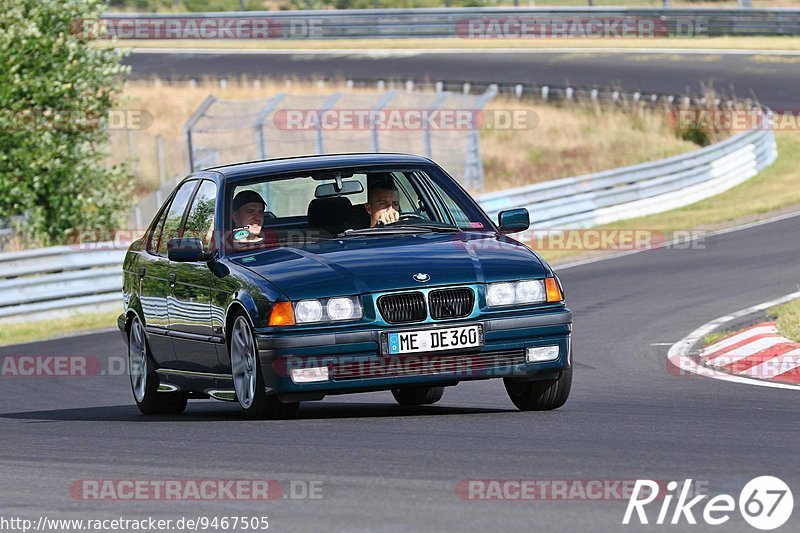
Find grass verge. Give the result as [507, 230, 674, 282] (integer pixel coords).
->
[704, 330, 733, 347]
[768, 299, 800, 342]
[0, 310, 120, 348]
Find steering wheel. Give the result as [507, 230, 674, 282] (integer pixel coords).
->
[397, 213, 426, 222]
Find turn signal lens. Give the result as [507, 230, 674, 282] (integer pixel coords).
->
[545, 277, 563, 303]
[268, 301, 296, 326]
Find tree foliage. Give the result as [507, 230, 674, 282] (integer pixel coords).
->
[0, 0, 132, 246]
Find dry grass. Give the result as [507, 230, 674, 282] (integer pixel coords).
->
[480, 101, 694, 191]
[769, 299, 800, 342]
[113, 78, 697, 195]
[704, 330, 733, 347]
[0, 311, 119, 347]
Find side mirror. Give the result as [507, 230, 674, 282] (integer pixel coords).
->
[167, 237, 212, 262]
[498, 208, 530, 234]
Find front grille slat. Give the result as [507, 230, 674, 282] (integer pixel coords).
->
[429, 288, 475, 320]
[378, 292, 427, 324]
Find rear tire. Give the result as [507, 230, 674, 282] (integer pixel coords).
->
[391, 386, 445, 406]
[503, 367, 572, 411]
[128, 316, 187, 415]
[229, 313, 299, 420]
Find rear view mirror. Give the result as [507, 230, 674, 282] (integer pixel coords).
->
[498, 208, 530, 234]
[315, 180, 364, 198]
[167, 237, 212, 262]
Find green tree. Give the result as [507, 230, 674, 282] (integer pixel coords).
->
[0, 0, 132, 246]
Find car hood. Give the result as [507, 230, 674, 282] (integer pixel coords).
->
[233, 232, 548, 300]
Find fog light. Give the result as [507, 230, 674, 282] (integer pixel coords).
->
[290, 366, 329, 384]
[526, 345, 559, 363]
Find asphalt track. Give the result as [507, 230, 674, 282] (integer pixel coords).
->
[125, 49, 800, 109]
[2, 213, 799, 532]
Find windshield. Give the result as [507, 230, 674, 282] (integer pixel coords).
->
[224, 165, 491, 254]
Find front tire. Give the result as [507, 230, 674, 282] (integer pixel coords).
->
[229, 313, 299, 420]
[128, 316, 187, 415]
[391, 386, 445, 406]
[503, 367, 572, 411]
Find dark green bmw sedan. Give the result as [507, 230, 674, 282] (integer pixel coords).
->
[119, 153, 572, 419]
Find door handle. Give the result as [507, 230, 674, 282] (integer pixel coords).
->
[138, 267, 146, 280]
[168, 273, 176, 287]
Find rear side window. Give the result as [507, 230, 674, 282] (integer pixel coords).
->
[182, 180, 217, 252]
[156, 180, 199, 256]
[147, 202, 170, 253]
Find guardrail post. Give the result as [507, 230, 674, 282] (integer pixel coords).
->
[156, 135, 166, 187]
[371, 90, 398, 153]
[254, 93, 285, 160]
[184, 94, 217, 173]
[315, 93, 342, 155]
[423, 93, 448, 160]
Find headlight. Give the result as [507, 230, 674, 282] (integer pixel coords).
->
[295, 300, 323, 323]
[293, 296, 363, 324]
[486, 279, 549, 307]
[486, 282, 516, 307]
[515, 280, 546, 303]
[327, 297, 356, 321]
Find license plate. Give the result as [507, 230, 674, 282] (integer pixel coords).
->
[382, 324, 483, 355]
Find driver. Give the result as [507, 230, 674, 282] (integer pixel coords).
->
[365, 181, 401, 227]
[231, 190, 267, 244]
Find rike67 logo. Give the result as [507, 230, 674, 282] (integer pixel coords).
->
[623, 477, 793, 530]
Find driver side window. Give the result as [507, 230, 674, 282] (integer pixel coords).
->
[182, 180, 217, 252]
[156, 180, 198, 256]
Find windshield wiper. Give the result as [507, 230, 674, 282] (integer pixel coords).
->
[339, 223, 460, 237]
[394, 223, 461, 232]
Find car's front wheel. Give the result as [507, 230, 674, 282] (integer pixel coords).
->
[391, 386, 445, 406]
[128, 316, 187, 415]
[503, 367, 572, 411]
[229, 313, 299, 420]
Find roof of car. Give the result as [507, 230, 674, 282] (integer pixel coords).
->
[206, 153, 435, 181]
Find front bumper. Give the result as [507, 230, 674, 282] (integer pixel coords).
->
[255, 308, 572, 396]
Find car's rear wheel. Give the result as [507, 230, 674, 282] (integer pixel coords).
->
[503, 367, 572, 411]
[230, 313, 299, 420]
[391, 386, 445, 406]
[128, 316, 187, 415]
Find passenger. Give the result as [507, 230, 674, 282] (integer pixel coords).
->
[231, 190, 267, 244]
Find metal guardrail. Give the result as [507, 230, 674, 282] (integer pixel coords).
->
[0, 122, 778, 321]
[0, 246, 125, 320]
[102, 8, 800, 38]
